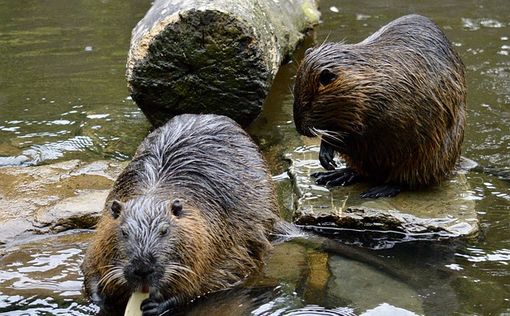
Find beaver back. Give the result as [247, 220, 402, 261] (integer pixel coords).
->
[81, 114, 278, 310]
[293, 14, 466, 187]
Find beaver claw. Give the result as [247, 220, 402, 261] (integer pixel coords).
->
[319, 140, 337, 170]
[360, 184, 402, 198]
[312, 168, 362, 187]
[141, 297, 178, 316]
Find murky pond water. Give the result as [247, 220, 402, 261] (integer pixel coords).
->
[1, 0, 509, 315]
[0, 0, 151, 166]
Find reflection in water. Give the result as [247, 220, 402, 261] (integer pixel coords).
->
[0, 232, 460, 316]
[0, 0, 151, 167]
[360, 303, 420, 316]
[0, 232, 97, 315]
[277, 306, 356, 316]
[1, 136, 95, 166]
[456, 247, 510, 263]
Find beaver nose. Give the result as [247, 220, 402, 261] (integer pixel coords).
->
[133, 265, 155, 278]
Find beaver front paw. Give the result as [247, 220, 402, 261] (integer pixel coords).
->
[312, 168, 362, 187]
[319, 140, 337, 170]
[141, 296, 179, 316]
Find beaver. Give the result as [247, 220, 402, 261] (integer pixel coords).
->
[80, 114, 281, 315]
[293, 14, 466, 198]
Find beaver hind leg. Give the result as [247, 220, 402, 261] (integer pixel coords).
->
[360, 183, 402, 199]
[312, 167, 363, 187]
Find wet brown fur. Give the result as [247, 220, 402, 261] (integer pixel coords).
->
[81, 114, 279, 311]
[293, 14, 466, 188]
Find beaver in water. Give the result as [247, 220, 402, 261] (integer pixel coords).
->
[293, 14, 466, 198]
[81, 114, 282, 315]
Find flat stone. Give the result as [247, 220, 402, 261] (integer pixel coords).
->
[34, 190, 110, 233]
[287, 138, 479, 239]
[0, 160, 126, 246]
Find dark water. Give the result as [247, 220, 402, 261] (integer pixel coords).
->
[1, 0, 509, 315]
[0, 0, 151, 166]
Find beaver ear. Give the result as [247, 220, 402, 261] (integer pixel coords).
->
[110, 200, 123, 219]
[319, 68, 337, 86]
[305, 47, 314, 55]
[171, 199, 183, 217]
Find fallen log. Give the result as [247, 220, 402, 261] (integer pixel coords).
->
[126, 0, 320, 127]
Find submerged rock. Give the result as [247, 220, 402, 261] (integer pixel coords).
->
[328, 256, 424, 314]
[287, 138, 479, 239]
[0, 160, 126, 246]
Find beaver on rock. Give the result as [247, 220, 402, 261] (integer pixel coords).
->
[81, 114, 282, 315]
[293, 14, 466, 198]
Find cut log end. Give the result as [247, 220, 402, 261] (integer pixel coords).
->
[127, 9, 270, 127]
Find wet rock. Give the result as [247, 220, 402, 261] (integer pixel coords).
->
[303, 251, 330, 304]
[263, 241, 307, 284]
[34, 190, 109, 232]
[287, 138, 479, 239]
[0, 160, 126, 246]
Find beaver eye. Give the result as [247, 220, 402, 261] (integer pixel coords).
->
[159, 225, 169, 237]
[110, 200, 123, 219]
[171, 199, 183, 217]
[319, 68, 337, 86]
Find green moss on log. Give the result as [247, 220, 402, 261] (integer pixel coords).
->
[127, 0, 319, 127]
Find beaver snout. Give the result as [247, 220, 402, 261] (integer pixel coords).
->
[132, 265, 155, 278]
[293, 103, 315, 137]
[124, 257, 162, 289]
[294, 120, 315, 137]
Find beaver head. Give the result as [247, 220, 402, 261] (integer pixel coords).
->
[293, 43, 377, 143]
[106, 195, 204, 298]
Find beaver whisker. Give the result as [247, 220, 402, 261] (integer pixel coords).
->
[288, 85, 294, 97]
[165, 263, 195, 275]
[312, 127, 345, 146]
[313, 127, 344, 140]
[97, 268, 117, 287]
[100, 264, 116, 270]
[161, 273, 177, 286]
[163, 264, 196, 286]
[98, 266, 126, 291]
[162, 271, 195, 292]
[318, 32, 332, 49]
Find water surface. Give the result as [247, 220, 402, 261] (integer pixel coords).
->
[0, 0, 509, 315]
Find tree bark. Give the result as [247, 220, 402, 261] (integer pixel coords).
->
[126, 0, 320, 127]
